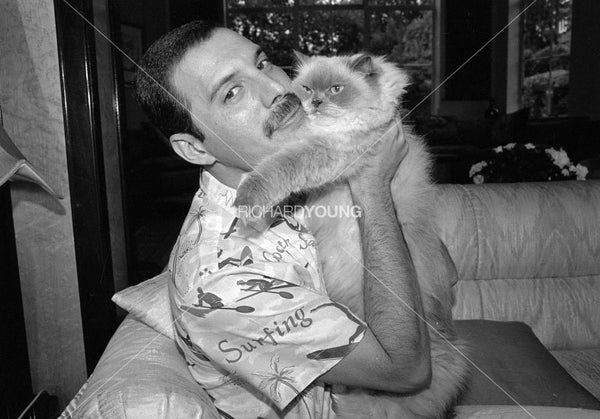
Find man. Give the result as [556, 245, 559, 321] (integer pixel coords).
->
[136, 21, 430, 418]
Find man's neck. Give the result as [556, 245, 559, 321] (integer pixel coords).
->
[205, 162, 246, 190]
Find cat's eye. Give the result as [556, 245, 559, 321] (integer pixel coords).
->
[301, 85, 312, 93]
[330, 85, 344, 94]
[257, 57, 271, 70]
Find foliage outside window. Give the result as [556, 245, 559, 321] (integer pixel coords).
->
[521, 0, 572, 118]
[225, 0, 436, 116]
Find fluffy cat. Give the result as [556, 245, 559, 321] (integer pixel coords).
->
[234, 53, 470, 418]
[233, 53, 409, 211]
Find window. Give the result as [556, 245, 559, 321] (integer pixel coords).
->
[521, 0, 572, 118]
[225, 0, 437, 116]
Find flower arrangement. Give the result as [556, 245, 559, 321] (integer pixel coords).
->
[469, 143, 588, 184]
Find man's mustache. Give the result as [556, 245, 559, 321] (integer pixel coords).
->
[264, 93, 302, 138]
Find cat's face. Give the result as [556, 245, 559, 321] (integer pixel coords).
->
[292, 55, 382, 119]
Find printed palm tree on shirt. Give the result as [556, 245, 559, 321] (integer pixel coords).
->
[182, 206, 206, 245]
[171, 206, 206, 279]
[252, 355, 313, 419]
[204, 370, 247, 391]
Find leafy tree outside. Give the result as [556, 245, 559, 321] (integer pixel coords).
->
[522, 0, 572, 118]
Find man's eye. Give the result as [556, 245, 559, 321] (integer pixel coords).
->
[257, 58, 271, 70]
[302, 85, 312, 93]
[330, 85, 344, 94]
[225, 86, 241, 101]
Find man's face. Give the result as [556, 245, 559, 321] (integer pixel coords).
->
[171, 28, 304, 171]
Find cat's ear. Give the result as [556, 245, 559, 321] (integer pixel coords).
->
[350, 54, 375, 76]
[293, 50, 310, 66]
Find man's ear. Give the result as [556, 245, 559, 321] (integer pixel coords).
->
[170, 133, 217, 165]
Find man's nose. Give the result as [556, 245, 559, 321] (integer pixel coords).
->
[257, 74, 286, 108]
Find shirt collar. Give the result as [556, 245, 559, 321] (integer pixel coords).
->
[200, 170, 238, 211]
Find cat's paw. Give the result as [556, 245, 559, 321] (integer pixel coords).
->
[233, 172, 275, 213]
[233, 176, 273, 231]
[237, 209, 268, 231]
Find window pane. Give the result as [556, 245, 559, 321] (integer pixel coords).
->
[228, 12, 296, 67]
[522, 0, 571, 117]
[227, 0, 295, 8]
[368, 10, 433, 116]
[298, 10, 364, 55]
[522, 58, 570, 118]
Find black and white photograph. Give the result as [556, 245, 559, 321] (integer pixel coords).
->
[1, 1, 599, 418]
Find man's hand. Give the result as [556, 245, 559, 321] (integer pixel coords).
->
[354, 120, 408, 187]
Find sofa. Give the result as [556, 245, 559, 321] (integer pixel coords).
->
[61, 181, 600, 418]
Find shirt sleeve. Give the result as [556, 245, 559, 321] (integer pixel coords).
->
[170, 261, 366, 410]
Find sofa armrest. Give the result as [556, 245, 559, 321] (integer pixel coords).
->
[61, 315, 220, 419]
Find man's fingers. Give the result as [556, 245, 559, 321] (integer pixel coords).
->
[375, 122, 408, 159]
[398, 136, 410, 159]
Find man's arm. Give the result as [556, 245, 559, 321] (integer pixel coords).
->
[318, 124, 431, 393]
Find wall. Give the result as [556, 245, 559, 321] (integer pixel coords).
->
[0, 0, 86, 409]
[569, 0, 600, 120]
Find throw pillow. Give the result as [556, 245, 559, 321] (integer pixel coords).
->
[112, 271, 174, 340]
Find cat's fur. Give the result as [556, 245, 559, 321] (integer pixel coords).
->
[233, 53, 410, 211]
[234, 53, 470, 418]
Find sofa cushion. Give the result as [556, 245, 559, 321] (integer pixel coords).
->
[455, 405, 600, 419]
[435, 181, 600, 350]
[552, 348, 600, 402]
[455, 320, 600, 410]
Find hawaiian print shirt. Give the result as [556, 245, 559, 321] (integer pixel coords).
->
[168, 171, 367, 419]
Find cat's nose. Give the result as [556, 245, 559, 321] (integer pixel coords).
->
[311, 98, 322, 108]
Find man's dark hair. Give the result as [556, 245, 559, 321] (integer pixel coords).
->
[135, 20, 218, 139]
